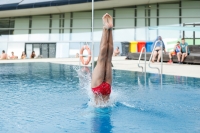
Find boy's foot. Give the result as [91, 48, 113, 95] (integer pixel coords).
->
[102, 13, 113, 29]
[167, 60, 173, 64]
[107, 13, 113, 28]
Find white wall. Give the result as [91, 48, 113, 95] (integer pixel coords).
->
[7, 43, 24, 58]
[0, 43, 8, 55]
[56, 43, 69, 58]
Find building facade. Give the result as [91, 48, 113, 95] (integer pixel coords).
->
[0, 0, 199, 58]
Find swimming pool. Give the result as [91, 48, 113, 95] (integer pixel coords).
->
[0, 63, 200, 133]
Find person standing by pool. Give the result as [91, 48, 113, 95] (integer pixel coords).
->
[151, 36, 166, 63]
[180, 38, 190, 64]
[91, 13, 113, 105]
[0, 50, 8, 60]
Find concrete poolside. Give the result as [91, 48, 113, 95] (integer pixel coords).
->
[0, 56, 199, 78]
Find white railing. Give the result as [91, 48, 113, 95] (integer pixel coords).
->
[148, 40, 163, 87]
[137, 46, 147, 88]
[148, 40, 163, 75]
[138, 47, 146, 73]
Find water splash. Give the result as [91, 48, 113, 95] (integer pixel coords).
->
[74, 66, 117, 108]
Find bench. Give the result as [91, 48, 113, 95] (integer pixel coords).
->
[127, 45, 200, 64]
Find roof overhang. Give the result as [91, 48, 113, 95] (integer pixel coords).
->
[0, 0, 180, 18]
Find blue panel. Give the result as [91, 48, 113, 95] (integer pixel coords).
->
[19, 0, 66, 5]
[0, 0, 23, 11]
[0, 0, 105, 11]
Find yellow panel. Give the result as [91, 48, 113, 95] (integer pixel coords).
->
[129, 41, 138, 53]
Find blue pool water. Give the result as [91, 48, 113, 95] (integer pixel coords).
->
[0, 63, 200, 133]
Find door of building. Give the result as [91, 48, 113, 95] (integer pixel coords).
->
[25, 43, 56, 58]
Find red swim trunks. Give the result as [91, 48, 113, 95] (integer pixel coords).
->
[92, 82, 111, 95]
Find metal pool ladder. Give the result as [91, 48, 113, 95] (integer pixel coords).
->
[138, 47, 146, 73]
[148, 40, 163, 87]
[137, 41, 163, 87]
[148, 40, 163, 75]
[138, 47, 147, 88]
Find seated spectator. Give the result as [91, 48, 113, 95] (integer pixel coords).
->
[179, 38, 190, 64]
[75, 53, 79, 58]
[21, 51, 26, 59]
[151, 36, 166, 63]
[30, 51, 36, 59]
[167, 41, 181, 64]
[0, 50, 8, 60]
[9, 52, 16, 59]
[113, 47, 120, 56]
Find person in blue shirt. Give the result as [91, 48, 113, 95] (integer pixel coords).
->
[179, 38, 190, 64]
[167, 41, 181, 64]
[151, 36, 166, 63]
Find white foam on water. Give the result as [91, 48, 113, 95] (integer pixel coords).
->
[120, 102, 136, 108]
[75, 66, 118, 108]
[87, 89, 118, 108]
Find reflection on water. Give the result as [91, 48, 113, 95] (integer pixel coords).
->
[91, 108, 113, 133]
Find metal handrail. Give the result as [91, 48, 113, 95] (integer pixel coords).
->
[138, 47, 146, 73]
[148, 40, 164, 74]
[137, 46, 147, 88]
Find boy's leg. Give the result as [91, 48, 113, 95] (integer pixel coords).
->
[177, 52, 182, 62]
[181, 53, 186, 62]
[104, 29, 113, 85]
[91, 15, 109, 88]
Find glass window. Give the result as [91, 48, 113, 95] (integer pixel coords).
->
[0, 20, 9, 28]
[50, 15, 60, 41]
[94, 10, 113, 41]
[30, 15, 50, 41]
[137, 6, 145, 27]
[63, 13, 70, 41]
[72, 12, 91, 41]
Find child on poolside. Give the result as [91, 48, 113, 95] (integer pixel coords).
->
[167, 41, 181, 64]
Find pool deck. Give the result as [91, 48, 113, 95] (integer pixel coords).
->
[0, 56, 199, 78]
